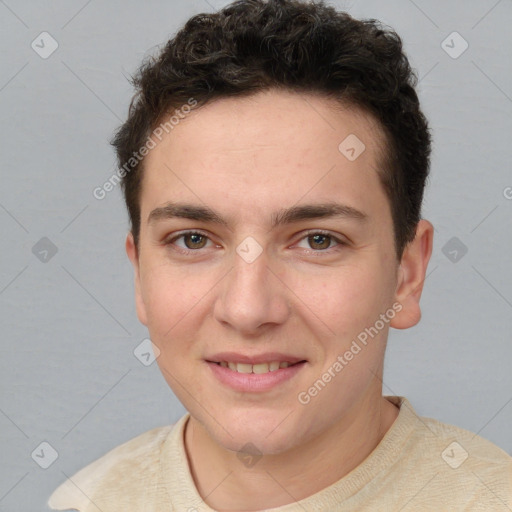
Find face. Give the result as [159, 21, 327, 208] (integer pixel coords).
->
[127, 89, 412, 455]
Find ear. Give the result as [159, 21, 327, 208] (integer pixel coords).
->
[125, 232, 148, 326]
[390, 219, 434, 330]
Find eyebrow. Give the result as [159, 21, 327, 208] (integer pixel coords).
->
[147, 201, 368, 229]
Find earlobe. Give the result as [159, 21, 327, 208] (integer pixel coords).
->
[390, 220, 434, 330]
[125, 232, 148, 326]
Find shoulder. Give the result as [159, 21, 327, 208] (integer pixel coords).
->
[47, 424, 175, 512]
[394, 397, 511, 467]
[397, 399, 512, 509]
[419, 412, 512, 468]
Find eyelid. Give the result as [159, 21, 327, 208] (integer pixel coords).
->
[164, 228, 348, 256]
[164, 229, 218, 253]
[293, 229, 348, 251]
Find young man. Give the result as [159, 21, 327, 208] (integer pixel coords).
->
[48, 0, 512, 510]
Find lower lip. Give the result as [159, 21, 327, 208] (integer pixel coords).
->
[206, 361, 306, 393]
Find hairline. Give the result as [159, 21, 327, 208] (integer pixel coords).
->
[130, 88, 403, 260]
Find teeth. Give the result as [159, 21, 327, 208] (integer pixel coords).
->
[236, 363, 253, 374]
[217, 361, 298, 374]
[252, 363, 269, 374]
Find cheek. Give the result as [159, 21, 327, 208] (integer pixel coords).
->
[140, 265, 212, 341]
[287, 264, 390, 336]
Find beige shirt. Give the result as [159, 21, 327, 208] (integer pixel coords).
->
[48, 396, 512, 511]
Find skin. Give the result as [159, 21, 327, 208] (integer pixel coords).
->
[126, 89, 433, 511]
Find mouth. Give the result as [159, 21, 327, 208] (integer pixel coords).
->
[205, 355, 308, 392]
[209, 360, 306, 374]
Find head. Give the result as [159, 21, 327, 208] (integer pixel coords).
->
[114, 0, 433, 455]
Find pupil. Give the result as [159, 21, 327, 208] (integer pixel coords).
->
[309, 234, 330, 250]
[186, 233, 205, 249]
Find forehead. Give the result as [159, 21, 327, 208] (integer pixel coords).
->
[141, 89, 390, 228]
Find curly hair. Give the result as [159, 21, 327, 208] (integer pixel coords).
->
[111, 0, 431, 259]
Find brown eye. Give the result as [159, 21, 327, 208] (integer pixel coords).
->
[183, 233, 208, 249]
[165, 231, 214, 253]
[295, 231, 345, 254]
[307, 233, 332, 250]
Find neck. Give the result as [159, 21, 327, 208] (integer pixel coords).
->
[184, 393, 399, 511]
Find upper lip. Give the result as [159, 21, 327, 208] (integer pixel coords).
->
[206, 352, 306, 365]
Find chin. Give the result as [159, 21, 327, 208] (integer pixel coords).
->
[202, 407, 307, 456]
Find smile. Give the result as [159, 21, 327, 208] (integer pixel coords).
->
[207, 360, 307, 392]
[214, 361, 301, 374]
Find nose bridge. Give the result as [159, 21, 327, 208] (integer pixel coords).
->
[214, 244, 290, 333]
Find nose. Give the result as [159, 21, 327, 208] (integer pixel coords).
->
[213, 245, 291, 336]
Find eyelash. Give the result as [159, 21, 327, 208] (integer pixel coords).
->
[164, 229, 347, 256]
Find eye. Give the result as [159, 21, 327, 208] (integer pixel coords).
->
[164, 229, 346, 256]
[295, 231, 346, 252]
[165, 231, 216, 253]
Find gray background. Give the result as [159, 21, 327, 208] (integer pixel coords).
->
[1, 1, 511, 510]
